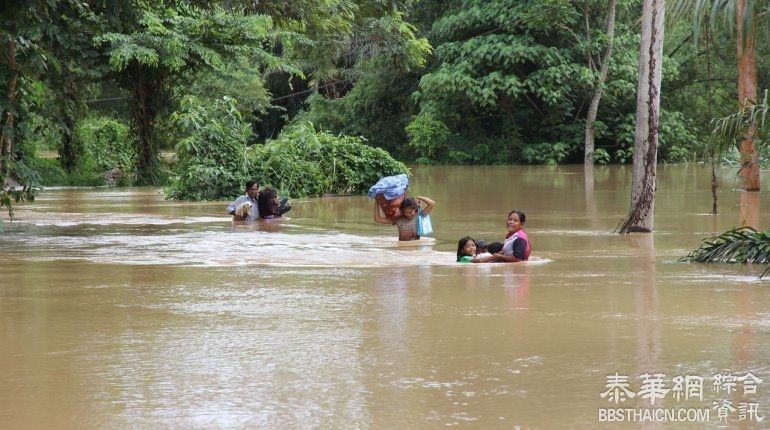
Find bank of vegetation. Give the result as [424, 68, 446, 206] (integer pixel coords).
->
[1, 1, 769, 211]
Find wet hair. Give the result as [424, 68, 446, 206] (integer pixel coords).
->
[257, 187, 278, 217]
[457, 236, 476, 261]
[487, 242, 503, 254]
[245, 180, 259, 191]
[400, 197, 418, 212]
[507, 210, 526, 224]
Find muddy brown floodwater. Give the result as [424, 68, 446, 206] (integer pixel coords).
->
[2, 165, 770, 429]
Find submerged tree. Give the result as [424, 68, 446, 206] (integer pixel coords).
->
[669, 0, 764, 191]
[584, 0, 617, 166]
[617, 0, 665, 233]
[708, 90, 770, 192]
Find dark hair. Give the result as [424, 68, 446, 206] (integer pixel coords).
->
[507, 210, 526, 224]
[457, 236, 476, 261]
[487, 242, 503, 254]
[245, 180, 259, 190]
[401, 197, 418, 211]
[257, 187, 278, 217]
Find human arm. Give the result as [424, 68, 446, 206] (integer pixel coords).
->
[471, 254, 495, 263]
[489, 239, 527, 262]
[227, 196, 242, 215]
[416, 195, 435, 215]
[489, 253, 523, 263]
[373, 201, 392, 224]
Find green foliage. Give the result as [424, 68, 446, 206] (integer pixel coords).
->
[96, 6, 284, 75]
[74, 116, 136, 181]
[522, 141, 572, 165]
[710, 91, 770, 157]
[593, 148, 611, 164]
[95, 2, 289, 185]
[26, 157, 68, 186]
[294, 56, 422, 158]
[405, 113, 450, 160]
[167, 96, 253, 200]
[668, 0, 768, 46]
[1, 156, 41, 230]
[406, 0, 623, 164]
[249, 122, 409, 197]
[680, 227, 770, 276]
[264, 2, 431, 149]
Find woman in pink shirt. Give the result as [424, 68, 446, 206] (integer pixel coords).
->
[473, 210, 530, 263]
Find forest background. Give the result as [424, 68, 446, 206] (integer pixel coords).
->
[1, 0, 765, 207]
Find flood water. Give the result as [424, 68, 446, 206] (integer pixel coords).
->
[2, 165, 770, 429]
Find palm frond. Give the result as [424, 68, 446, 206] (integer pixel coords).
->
[707, 89, 770, 161]
[680, 227, 770, 267]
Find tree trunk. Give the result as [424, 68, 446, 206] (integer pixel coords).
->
[58, 70, 80, 173]
[618, 0, 664, 234]
[706, 18, 717, 214]
[1, 37, 19, 179]
[130, 69, 162, 185]
[584, 0, 617, 166]
[736, 0, 759, 191]
[60, 114, 78, 172]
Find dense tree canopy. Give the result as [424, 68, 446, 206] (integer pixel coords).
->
[1, 0, 768, 210]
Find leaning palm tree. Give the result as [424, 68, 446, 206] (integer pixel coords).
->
[668, 0, 766, 191]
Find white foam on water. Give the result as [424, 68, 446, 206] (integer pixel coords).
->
[9, 227, 461, 268]
[13, 214, 227, 227]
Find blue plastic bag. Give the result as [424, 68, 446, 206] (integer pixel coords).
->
[416, 208, 433, 236]
[367, 174, 409, 200]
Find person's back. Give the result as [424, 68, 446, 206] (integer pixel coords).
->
[258, 188, 291, 219]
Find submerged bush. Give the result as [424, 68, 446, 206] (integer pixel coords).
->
[72, 116, 137, 185]
[167, 97, 408, 200]
[249, 122, 409, 197]
[167, 96, 253, 200]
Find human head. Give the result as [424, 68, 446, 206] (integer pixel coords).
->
[245, 180, 260, 199]
[476, 240, 489, 253]
[401, 197, 418, 219]
[487, 242, 503, 254]
[257, 187, 277, 215]
[506, 210, 526, 233]
[457, 236, 476, 260]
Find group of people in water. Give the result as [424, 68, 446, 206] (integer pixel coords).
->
[228, 180, 530, 263]
[455, 210, 531, 263]
[371, 191, 530, 264]
[227, 180, 292, 221]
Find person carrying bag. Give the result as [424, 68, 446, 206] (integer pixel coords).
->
[416, 207, 433, 237]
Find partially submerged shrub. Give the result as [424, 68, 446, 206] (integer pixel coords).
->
[249, 122, 409, 198]
[167, 96, 253, 200]
[72, 116, 137, 185]
[167, 98, 407, 200]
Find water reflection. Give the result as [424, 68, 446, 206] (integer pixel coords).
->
[630, 234, 663, 430]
